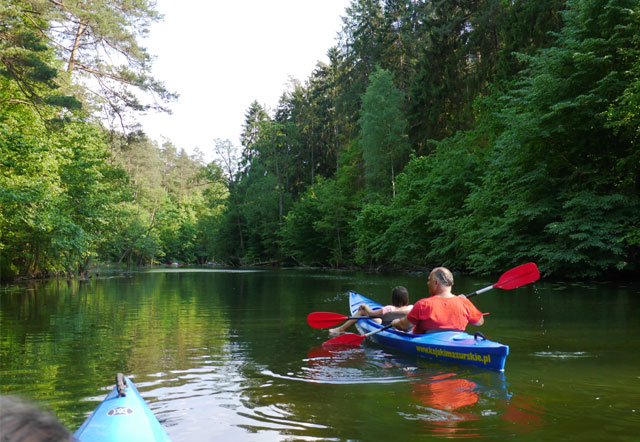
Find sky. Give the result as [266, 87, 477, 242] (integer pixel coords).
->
[139, 0, 351, 163]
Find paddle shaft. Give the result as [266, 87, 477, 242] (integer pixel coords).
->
[466, 263, 539, 298]
[465, 285, 494, 299]
[323, 323, 393, 346]
[339, 315, 375, 321]
[363, 323, 393, 338]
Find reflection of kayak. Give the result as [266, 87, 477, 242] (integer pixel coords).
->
[350, 292, 509, 372]
[74, 374, 171, 442]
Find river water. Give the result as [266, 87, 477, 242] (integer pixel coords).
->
[1, 268, 638, 440]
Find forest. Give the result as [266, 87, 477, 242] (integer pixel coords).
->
[1, 0, 639, 281]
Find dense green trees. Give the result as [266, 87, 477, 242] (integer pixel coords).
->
[209, 0, 639, 278]
[463, 0, 640, 277]
[0, 105, 128, 277]
[0, 1, 220, 279]
[2, 0, 638, 280]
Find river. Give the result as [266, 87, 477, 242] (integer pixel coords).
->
[1, 268, 638, 440]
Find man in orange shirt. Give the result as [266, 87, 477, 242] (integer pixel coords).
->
[391, 267, 484, 334]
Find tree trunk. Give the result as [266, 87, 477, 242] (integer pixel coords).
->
[236, 211, 245, 253]
[229, 188, 245, 254]
[391, 162, 396, 199]
[273, 145, 283, 224]
[68, 23, 87, 73]
[310, 117, 315, 184]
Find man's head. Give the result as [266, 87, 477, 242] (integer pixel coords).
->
[428, 267, 454, 295]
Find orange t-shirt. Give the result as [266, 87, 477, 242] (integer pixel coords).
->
[407, 296, 483, 334]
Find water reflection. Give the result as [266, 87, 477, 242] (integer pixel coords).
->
[501, 395, 545, 435]
[407, 367, 543, 438]
[262, 345, 411, 384]
[302, 343, 526, 438]
[413, 373, 480, 411]
[531, 351, 590, 359]
[2, 269, 638, 441]
[302, 342, 548, 439]
[410, 374, 480, 437]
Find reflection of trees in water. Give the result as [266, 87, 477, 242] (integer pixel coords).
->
[1, 273, 233, 425]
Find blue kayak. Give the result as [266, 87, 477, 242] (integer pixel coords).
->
[74, 374, 171, 442]
[349, 291, 509, 372]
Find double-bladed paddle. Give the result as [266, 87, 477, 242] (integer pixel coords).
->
[321, 262, 540, 347]
[307, 312, 377, 329]
[323, 323, 395, 346]
[465, 262, 540, 297]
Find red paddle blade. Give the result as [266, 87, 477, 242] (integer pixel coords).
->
[307, 312, 348, 329]
[493, 262, 540, 290]
[322, 333, 366, 347]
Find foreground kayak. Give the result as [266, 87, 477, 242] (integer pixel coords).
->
[74, 374, 171, 442]
[349, 292, 509, 372]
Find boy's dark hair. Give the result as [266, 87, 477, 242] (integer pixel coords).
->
[391, 286, 409, 307]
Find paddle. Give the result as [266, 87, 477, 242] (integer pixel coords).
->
[465, 262, 540, 298]
[323, 324, 394, 346]
[307, 312, 377, 329]
[322, 262, 540, 347]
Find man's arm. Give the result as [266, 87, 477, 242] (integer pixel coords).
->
[391, 316, 413, 331]
[459, 294, 484, 326]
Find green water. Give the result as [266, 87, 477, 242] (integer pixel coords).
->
[1, 268, 638, 440]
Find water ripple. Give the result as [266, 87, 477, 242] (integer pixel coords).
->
[531, 351, 592, 359]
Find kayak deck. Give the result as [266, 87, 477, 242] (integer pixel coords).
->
[349, 291, 509, 372]
[74, 374, 171, 442]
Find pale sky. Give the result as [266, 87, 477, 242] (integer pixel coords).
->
[139, 0, 351, 163]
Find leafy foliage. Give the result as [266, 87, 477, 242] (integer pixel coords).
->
[3, 0, 639, 280]
[207, 0, 640, 279]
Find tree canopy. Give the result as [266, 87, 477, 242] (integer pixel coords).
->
[209, 0, 639, 279]
[2, 0, 639, 281]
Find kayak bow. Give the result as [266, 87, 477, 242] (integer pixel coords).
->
[74, 374, 171, 442]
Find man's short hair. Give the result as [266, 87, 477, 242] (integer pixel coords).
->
[431, 267, 454, 287]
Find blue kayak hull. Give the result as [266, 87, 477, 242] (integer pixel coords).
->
[74, 376, 171, 442]
[349, 291, 509, 372]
